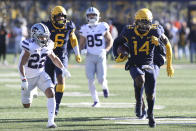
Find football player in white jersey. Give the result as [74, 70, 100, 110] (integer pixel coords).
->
[79, 7, 113, 107]
[18, 23, 70, 128]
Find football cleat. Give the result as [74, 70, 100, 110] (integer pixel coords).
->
[103, 89, 109, 98]
[140, 109, 147, 119]
[32, 88, 38, 98]
[92, 102, 100, 107]
[148, 115, 156, 128]
[135, 103, 142, 118]
[47, 123, 57, 128]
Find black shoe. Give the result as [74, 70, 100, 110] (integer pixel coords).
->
[103, 89, 109, 98]
[55, 104, 59, 116]
[135, 103, 142, 118]
[140, 109, 147, 119]
[92, 102, 100, 107]
[148, 115, 156, 128]
[47, 123, 57, 128]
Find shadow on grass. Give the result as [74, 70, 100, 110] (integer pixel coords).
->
[156, 116, 196, 119]
[0, 117, 109, 123]
[0, 117, 138, 131]
[1, 116, 196, 130]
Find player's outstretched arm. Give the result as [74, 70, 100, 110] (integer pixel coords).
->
[18, 50, 30, 79]
[104, 30, 113, 52]
[18, 50, 30, 90]
[70, 31, 81, 63]
[48, 52, 71, 78]
[48, 52, 64, 69]
[161, 34, 174, 77]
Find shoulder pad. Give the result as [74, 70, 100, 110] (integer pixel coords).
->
[120, 25, 133, 37]
[151, 24, 164, 33]
[79, 24, 86, 30]
[151, 24, 164, 38]
[101, 22, 109, 27]
[41, 20, 50, 26]
[122, 25, 134, 32]
[21, 39, 30, 51]
[127, 25, 134, 30]
[100, 22, 109, 31]
[152, 24, 159, 29]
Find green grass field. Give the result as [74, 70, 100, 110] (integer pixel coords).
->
[0, 55, 196, 131]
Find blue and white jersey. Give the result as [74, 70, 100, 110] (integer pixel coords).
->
[19, 39, 54, 78]
[80, 22, 109, 55]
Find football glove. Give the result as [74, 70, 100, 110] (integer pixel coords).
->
[75, 55, 82, 63]
[62, 68, 71, 78]
[115, 53, 128, 63]
[21, 78, 28, 91]
[151, 36, 159, 46]
[167, 65, 174, 77]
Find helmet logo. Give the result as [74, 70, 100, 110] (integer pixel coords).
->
[31, 23, 50, 47]
[86, 7, 100, 25]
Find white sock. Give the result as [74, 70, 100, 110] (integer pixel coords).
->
[47, 97, 56, 124]
[88, 80, 99, 102]
[101, 80, 108, 90]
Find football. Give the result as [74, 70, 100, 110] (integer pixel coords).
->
[117, 45, 129, 57]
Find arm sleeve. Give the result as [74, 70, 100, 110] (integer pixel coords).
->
[20, 40, 30, 52]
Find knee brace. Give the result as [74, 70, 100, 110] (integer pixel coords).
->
[56, 84, 65, 93]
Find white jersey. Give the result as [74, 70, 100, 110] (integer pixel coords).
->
[13, 25, 28, 42]
[19, 39, 54, 78]
[80, 22, 109, 55]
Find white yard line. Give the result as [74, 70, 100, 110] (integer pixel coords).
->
[60, 102, 164, 109]
[114, 117, 196, 125]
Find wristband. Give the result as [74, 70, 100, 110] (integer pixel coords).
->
[21, 76, 27, 81]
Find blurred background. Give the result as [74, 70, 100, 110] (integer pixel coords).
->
[0, 0, 196, 64]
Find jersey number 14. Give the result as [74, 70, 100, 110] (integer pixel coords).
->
[133, 41, 149, 55]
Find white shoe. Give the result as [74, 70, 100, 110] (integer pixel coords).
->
[33, 92, 38, 98]
[32, 88, 38, 98]
[92, 102, 100, 107]
[47, 123, 57, 128]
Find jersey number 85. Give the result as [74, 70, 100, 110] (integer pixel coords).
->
[87, 34, 102, 47]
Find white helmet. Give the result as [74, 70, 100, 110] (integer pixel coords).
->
[86, 7, 100, 25]
[31, 23, 51, 47]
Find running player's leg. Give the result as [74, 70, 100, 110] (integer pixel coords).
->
[97, 54, 109, 98]
[38, 71, 56, 128]
[144, 69, 156, 127]
[21, 77, 38, 108]
[54, 55, 68, 115]
[86, 54, 99, 107]
[130, 66, 145, 117]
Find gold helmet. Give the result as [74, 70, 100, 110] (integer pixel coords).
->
[134, 8, 153, 34]
[51, 6, 67, 28]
